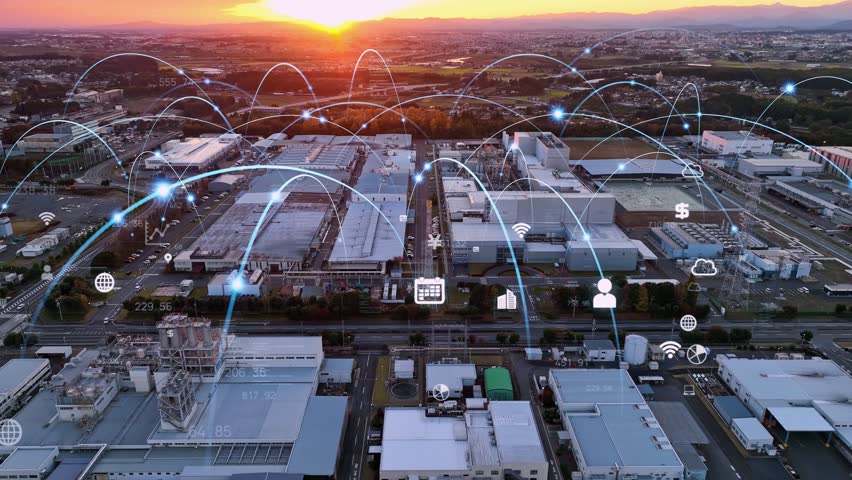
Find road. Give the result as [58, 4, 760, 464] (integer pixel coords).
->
[338, 354, 376, 480]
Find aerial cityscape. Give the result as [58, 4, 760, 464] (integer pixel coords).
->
[0, 1, 850, 479]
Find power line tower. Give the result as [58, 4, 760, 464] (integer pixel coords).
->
[720, 181, 761, 312]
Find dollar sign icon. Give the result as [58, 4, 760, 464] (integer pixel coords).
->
[675, 202, 690, 220]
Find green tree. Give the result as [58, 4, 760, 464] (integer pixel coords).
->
[541, 329, 558, 344]
[496, 332, 508, 345]
[800, 330, 814, 343]
[409, 332, 426, 346]
[509, 333, 520, 345]
[730, 328, 752, 344]
[636, 286, 650, 313]
[705, 326, 730, 344]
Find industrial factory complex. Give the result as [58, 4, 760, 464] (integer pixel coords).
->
[0, 316, 350, 480]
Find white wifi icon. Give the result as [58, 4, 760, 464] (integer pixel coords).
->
[659, 341, 682, 359]
[512, 223, 531, 239]
[38, 212, 56, 226]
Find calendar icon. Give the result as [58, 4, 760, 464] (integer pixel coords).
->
[414, 277, 446, 305]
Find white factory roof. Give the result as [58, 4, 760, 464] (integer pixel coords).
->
[381, 408, 469, 472]
[731, 417, 772, 442]
[704, 130, 771, 141]
[381, 402, 545, 473]
[226, 336, 323, 359]
[488, 402, 547, 464]
[0, 359, 48, 397]
[156, 137, 234, 166]
[717, 356, 852, 404]
[550, 369, 645, 407]
[767, 407, 834, 432]
[425, 364, 476, 392]
[738, 157, 822, 169]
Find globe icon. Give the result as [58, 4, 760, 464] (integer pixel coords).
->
[0, 419, 23, 446]
[679, 315, 698, 332]
[94, 273, 115, 293]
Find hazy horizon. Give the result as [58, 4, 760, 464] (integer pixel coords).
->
[0, 0, 847, 30]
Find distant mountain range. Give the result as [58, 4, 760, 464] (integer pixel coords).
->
[14, 1, 852, 32]
[359, 1, 852, 31]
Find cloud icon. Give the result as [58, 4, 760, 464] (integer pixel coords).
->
[687, 282, 702, 292]
[682, 163, 704, 178]
[691, 258, 718, 276]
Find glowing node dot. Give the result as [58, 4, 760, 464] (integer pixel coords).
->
[510, 142, 518, 150]
[499, 173, 504, 177]
[308, 86, 313, 91]
[177, 69, 184, 75]
[117, 161, 122, 166]
[629, 80, 636, 86]
[731, 225, 739, 233]
[414, 174, 423, 183]
[696, 111, 703, 118]
[582, 233, 590, 241]
[1, 203, 7, 209]
[552, 108, 565, 120]
[423, 163, 432, 172]
[570, 67, 577, 73]
[154, 150, 162, 158]
[302, 111, 311, 119]
[783, 83, 796, 94]
[319, 116, 326, 124]
[683, 123, 690, 129]
[401, 118, 406, 123]
[161, 216, 166, 222]
[203, 78, 210, 85]
[618, 164, 625, 171]
[584, 48, 591, 54]
[271, 191, 281, 201]
[213, 106, 220, 112]
[155, 183, 170, 198]
[187, 194, 196, 203]
[231, 277, 244, 292]
[112, 213, 123, 223]
[361, 123, 367, 129]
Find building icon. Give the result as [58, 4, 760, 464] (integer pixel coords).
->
[497, 290, 517, 310]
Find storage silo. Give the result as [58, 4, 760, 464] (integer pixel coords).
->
[624, 335, 649, 365]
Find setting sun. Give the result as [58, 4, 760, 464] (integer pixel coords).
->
[225, 0, 417, 31]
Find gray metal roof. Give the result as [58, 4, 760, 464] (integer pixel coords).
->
[0, 359, 48, 396]
[583, 339, 615, 350]
[149, 383, 314, 444]
[551, 369, 644, 407]
[574, 159, 685, 177]
[713, 396, 752, 421]
[648, 401, 710, 445]
[328, 202, 406, 263]
[0, 447, 57, 470]
[569, 404, 683, 468]
[286, 396, 348, 476]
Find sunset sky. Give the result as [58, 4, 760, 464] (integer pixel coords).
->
[0, 0, 843, 29]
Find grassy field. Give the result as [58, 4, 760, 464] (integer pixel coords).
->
[11, 219, 48, 238]
[372, 356, 422, 407]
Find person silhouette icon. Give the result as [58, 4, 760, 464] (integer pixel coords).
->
[593, 278, 616, 309]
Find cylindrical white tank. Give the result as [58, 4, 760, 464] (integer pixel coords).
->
[624, 335, 649, 365]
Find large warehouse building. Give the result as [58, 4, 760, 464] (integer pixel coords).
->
[144, 135, 240, 172]
[700, 131, 774, 156]
[445, 179, 640, 271]
[716, 355, 852, 454]
[548, 369, 688, 480]
[174, 191, 332, 273]
[809, 146, 852, 179]
[1, 330, 349, 479]
[379, 402, 547, 480]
